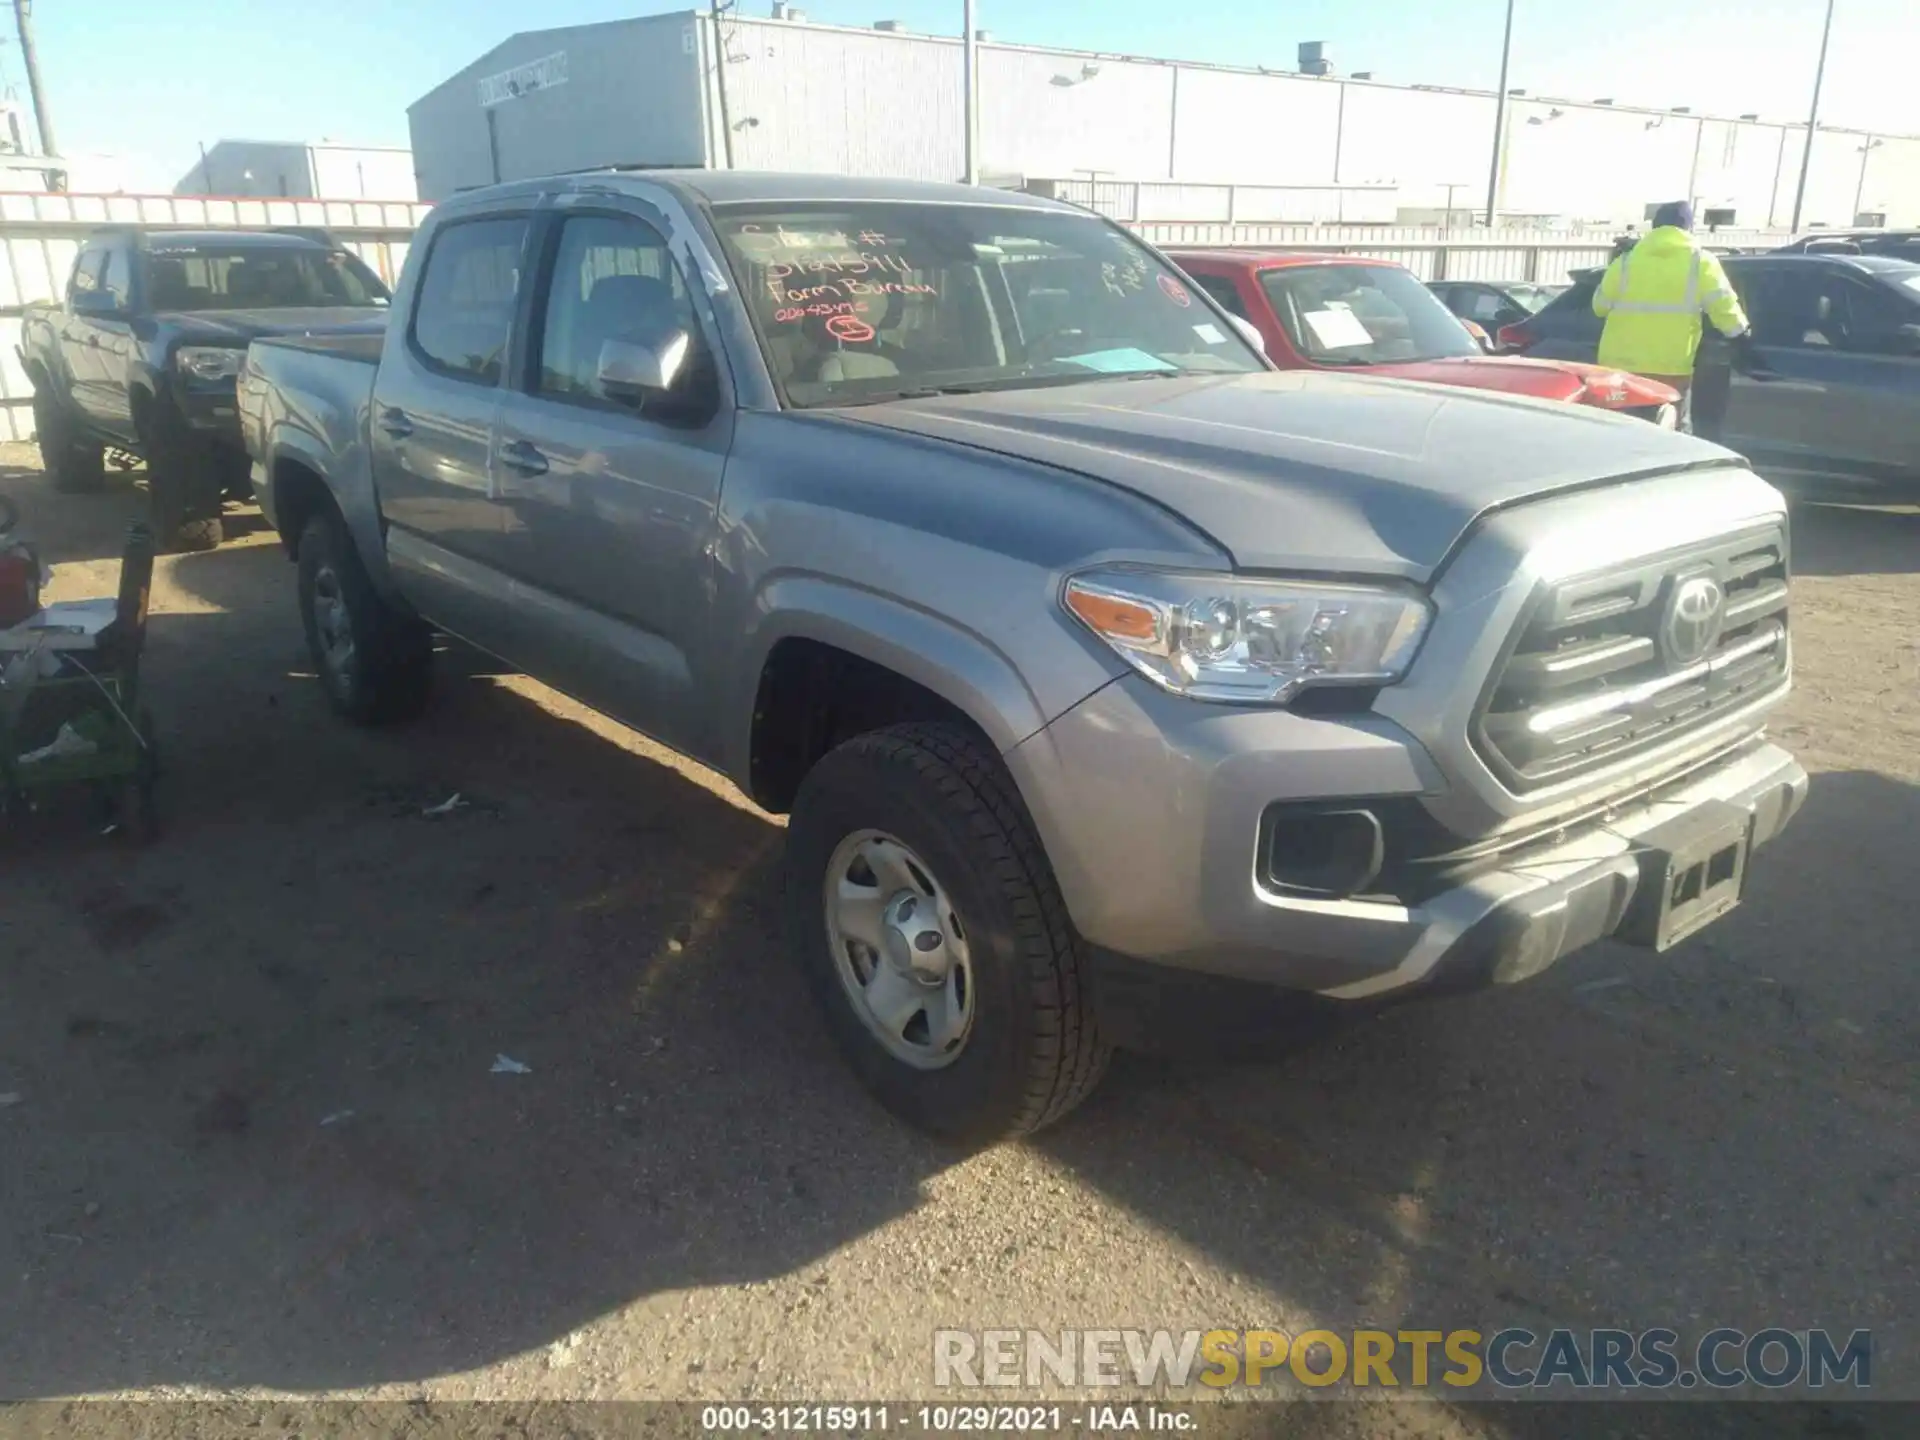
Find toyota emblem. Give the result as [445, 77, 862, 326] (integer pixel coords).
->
[1661, 575, 1727, 666]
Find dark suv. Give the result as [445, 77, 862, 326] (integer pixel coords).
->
[20, 227, 391, 550]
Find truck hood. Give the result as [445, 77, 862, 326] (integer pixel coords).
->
[153, 307, 391, 343]
[831, 370, 1731, 580]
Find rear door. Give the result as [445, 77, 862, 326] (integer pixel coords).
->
[60, 245, 110, 421]
[92, 243, 139, 441]
[1724, 262, 1920, 491]
[369, 211, 535, 652]
[487, 203, 734, 754]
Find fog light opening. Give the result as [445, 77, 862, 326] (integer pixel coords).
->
[1264, 806, 1386, 900]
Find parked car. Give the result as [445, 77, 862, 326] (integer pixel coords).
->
[1498, 253, 1920, 498]
[1429, 278, 1567, 334]
[241, 172, 1803, 1140]
[1170, 251, 1678, 424]
[19, 226, 391, 550]
[1773, 230, 1920, 264]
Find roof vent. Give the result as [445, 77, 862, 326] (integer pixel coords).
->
[1593, 97, 1614, 105]
[873, 19, 904, 32]
[1352, 70, 1374, 80]
[1297, 41, 1332, 77]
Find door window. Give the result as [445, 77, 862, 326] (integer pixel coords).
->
[1189, 273, 1251, 321]
[409, 217, 530, 384]
[69, 247, 107, 301]
[1746, 266, 1910, 356]
[533, 213, 707, 410]
[101, 247, 132, 308]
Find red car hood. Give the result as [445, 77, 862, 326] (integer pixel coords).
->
[1364, 355, 1677, 410]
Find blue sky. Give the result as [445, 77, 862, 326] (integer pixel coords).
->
[21, 0, 1920, 190]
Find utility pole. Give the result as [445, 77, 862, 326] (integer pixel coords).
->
[1789, 0, 1835, 233]
[962, 0, 979, 184]
[711, 0, 736, 169]
[13, 0, 58, 158]
[1484, 0, 1515, 226]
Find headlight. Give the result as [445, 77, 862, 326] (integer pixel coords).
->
[175, 346, 244, 381]
[1063, 570, 1431, 705]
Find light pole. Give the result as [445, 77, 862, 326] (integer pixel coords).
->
[1789, 0, 1835, 233]
[963, 0, 979, 184]
[1853, 136, 1882, 223]
[1484, 0, 1516, 226]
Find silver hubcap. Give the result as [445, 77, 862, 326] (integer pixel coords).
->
[824, 830, 975, 1070]
[311, 563, 357, 686]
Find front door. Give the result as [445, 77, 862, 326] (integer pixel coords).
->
[368, 213, 534, 652]
[92, 244, 139, 442]
[488, 206, 734, 758]
[1725, 262, 1920, 493]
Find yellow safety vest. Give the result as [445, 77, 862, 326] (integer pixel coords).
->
[1593, 227, 1749, 378]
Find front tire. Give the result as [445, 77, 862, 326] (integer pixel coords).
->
[296, 510, 432, 725]
[145, 401, 222, 552]
[32, 389, 106, 494]
[786, 722, 1109, 1142]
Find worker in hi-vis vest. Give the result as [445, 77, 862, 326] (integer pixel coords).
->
[1594, 201, 1759, 434]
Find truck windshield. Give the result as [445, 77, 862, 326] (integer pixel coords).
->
[1260, 263, 1481, 366]
[710, 202, 1265, 406]
[143, 245, 390, 312]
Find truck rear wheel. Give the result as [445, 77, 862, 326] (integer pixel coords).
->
[786, 721, 1109, 1142]
[32, 389, 106, 494]
[296, 510, 433, 725]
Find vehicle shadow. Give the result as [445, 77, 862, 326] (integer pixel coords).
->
[1789, 500, 1920, 577]
[5, 531, 1912, 1419]
[0, 538, 946, 1395]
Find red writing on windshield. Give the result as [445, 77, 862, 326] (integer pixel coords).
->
[1158, 273, 1192, 307]
[825, 314, 876, 343]
[767, 278, 939, 305]
[773, 300, 872, 324]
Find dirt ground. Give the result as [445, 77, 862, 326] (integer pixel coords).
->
[1, 444, 1915, 1434]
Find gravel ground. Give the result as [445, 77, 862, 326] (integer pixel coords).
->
[1, 446, 1914, 1436]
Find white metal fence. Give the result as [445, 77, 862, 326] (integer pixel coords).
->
[0, 189, 1808, 444]
[0, 192, 431, 443]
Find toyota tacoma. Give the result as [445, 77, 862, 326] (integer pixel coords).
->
[238, 172, 1805, 1141]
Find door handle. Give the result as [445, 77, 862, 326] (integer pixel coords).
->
[497, 439, 548, 476]
[376, 407, 414, 438]
[85, 336, 100, 348]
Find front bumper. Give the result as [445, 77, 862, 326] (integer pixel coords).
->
[173, 379, 244, 447]
[1008, 673, 1806, 1001]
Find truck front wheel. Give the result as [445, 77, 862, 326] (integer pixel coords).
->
[145, 400, 222, 552]
[296, 511, 433, 725]
[32, 389, 106, 494]
[786, 722, 1109, 1142]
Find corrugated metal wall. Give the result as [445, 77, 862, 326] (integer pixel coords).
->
[408, 14, 707, 200]
[0, 193, 429, 442]
[415, 14, 1920, 227]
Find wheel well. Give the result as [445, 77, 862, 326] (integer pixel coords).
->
[271, 458, 337, 557]
[749, 639, 987, 814]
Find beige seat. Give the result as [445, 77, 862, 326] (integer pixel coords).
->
[818, 350, 900, 381]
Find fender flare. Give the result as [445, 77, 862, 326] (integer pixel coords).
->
[263, 425, 404, 602]
[726, 573, 1053, 781]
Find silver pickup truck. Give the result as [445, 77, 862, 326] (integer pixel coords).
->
[239, 172, 1806, 1141]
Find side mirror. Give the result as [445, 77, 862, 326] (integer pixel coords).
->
[596, 331, 690, 403]
[1225, 313, 1267, 357]
[1461, 318, 1495, 352]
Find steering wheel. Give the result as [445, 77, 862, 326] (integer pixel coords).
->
[0, 491, 17, 539]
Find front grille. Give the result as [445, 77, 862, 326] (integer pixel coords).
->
[1474, 526, 1790, 789]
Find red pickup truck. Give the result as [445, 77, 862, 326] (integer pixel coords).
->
[1168, 250, 1679, 425]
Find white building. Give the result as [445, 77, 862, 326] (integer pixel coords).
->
[175, 140, 419, 201]
[407, 9, 1920, 229]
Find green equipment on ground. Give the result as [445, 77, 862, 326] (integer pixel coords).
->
[0, 499, 159, 840]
